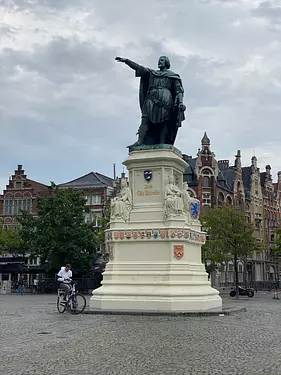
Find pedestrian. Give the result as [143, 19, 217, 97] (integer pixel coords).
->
[17, 277, 25, 295]
[33, 278, 38, 293]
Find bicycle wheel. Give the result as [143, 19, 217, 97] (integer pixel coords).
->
[67, 293, 86, 315]
[57, 294, 67, 313]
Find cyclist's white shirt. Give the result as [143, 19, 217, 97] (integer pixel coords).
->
[57, 267, 72, 284]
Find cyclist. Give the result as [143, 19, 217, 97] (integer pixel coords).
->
[57, 264, 72, 302]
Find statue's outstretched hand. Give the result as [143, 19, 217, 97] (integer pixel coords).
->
[115, 57, 127, 63]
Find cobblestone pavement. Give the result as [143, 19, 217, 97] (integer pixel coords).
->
[1, 292, 281, 375]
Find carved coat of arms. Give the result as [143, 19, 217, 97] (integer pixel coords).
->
[190, 201, 200, 220]
[144, 170, 153, 182]
[174, 245, 184, 260]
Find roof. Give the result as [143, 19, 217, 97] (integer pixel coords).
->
[58, 172, 114, 189]
[217, 168, 236, 192]
[183, 157, 198, 185]
[242, 166, 252, 199]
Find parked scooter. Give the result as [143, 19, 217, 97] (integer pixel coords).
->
[230, 286, 254, 298]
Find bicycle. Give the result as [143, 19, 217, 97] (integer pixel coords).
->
[57, 281, 86, 315]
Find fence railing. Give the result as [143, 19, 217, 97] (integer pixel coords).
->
[10, 278, 101, 294]
[219, 281, 280, 292]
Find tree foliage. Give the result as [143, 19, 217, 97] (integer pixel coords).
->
[201, 206, 259, 296]
[19, 187, 97, 275]
[90, 199, 111, 253]
[0, 227, 22, 255]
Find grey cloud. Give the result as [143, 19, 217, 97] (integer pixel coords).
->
[253, 1, 281, 22]
[1, 0, 281, 187]
[1, 37, 115, 84]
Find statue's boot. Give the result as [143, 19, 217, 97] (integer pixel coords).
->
[127, 141, 140, 149]
[127, 127, 145, 149]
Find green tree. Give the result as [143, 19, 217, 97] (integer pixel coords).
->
[90, 199, 111, 255]
[19, 187, 97, 275]
[201, 206, 258, 298]
[0, 227, 22, 255]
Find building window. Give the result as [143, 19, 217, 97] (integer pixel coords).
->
[202, 170, 211, 188]
[238, 264, 243, 273]
[203, 176, 211, 188]
[91, 195, 102, 205]
[85, 195, 102, 205]
[228, 264, 234, 272]
[3, 199, 32, 215]
[202, 192, 211, 205]
[85, 196, 91, 205]
[84, 211, 101, 226]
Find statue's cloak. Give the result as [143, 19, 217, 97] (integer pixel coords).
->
[138, 69, 185, 145]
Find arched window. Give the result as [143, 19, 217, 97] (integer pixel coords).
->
[202, 169, 211, 188]
[226, 196, 232, 206]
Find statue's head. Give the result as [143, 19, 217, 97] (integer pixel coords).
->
[168, 175, 175, 184]
[183, 182, 188, 189]
[158, 56, 170, 70]
[121, 178, 127, 188]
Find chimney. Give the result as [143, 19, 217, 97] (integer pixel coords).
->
[234, 150, 241, 170]
[113, 163, 116, 180]
[218, 160, 229, 170]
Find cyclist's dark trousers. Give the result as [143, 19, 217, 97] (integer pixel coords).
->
[60, 283, 71, 300]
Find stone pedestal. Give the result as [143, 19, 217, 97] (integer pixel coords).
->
[90, 147, 222, 312]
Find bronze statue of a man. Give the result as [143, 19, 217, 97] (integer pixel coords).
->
[115, 56, 186, 148]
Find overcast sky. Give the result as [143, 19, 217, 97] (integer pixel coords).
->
[1, 0, 281, 190]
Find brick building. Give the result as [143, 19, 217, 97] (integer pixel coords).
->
[0, 165, 52, 230]
[58, 171, 115, 226]
[0, 166, 115, 289]
[0, 165, 52, 287]
[183, 133, 281, 285]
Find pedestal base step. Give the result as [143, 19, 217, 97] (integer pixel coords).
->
[84, 306, 246, 317]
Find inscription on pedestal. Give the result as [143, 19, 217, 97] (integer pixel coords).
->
[134, 169, 162, 204]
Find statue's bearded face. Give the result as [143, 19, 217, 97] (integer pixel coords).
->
[158, 56, 167, 70]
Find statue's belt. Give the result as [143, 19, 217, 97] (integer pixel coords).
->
[146, 93, 172, 110]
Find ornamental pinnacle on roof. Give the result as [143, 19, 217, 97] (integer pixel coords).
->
[201, 132, 211, 155]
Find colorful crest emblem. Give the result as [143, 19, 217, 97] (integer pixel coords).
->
[153, 231, 159, 239]
[146, 230, 152, 239]
[144, 170, 153, 182]
[139, 231, 145, 239]
[119, 231, 125, 240]
[133, 231, 138, 240]
[174, 245, 184, 260]
[190, 201, 200, 220]
[160, 230, 166, 239]
[170, 230, 176, 238]
[125, 231, 132, 239]
[177, 231, 183, 239]
[200, 234, 206, 243]
[114, 231, 119, 240]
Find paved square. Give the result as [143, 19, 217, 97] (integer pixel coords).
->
[1, 292, 281, 375]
